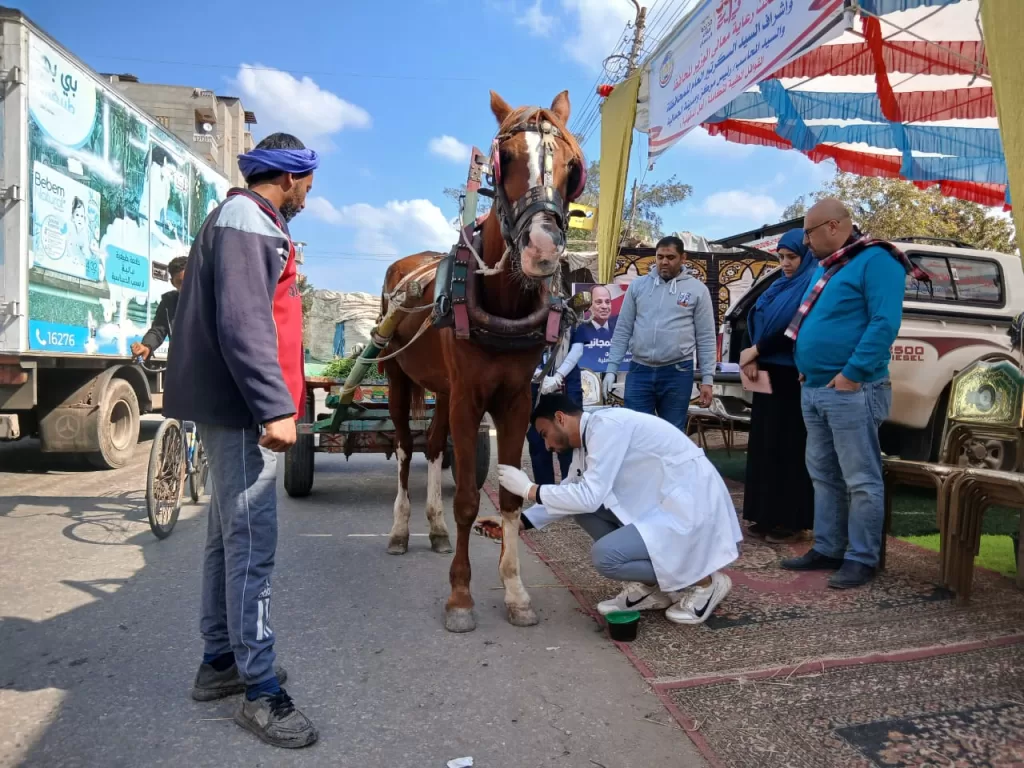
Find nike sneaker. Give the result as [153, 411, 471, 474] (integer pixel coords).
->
[665, 572, 732, 625]
[597, 582, 675, 616]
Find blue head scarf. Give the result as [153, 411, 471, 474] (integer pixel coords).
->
[747, 228, 816, 365]
[237, 147, 320, 181]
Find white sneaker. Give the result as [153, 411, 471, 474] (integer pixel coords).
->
[664, 572, 732, 625]
[596, 583, 675, 616]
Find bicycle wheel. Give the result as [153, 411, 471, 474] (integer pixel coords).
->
[189, 434, 209, 503]
[147, 419, 186, 539]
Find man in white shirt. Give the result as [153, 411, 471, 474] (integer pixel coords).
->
[497, 394, 742, 624]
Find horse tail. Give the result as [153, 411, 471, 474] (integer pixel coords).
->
[409, 383, 426, 421]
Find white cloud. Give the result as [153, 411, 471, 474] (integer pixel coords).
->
[233, 64, 371, 145]
[518, 0, 555, 36]
[560, 0, 634, 70]
[428, 135, 471, 164]
[307, 197, 457, 255]
[702, 190, 782, 221]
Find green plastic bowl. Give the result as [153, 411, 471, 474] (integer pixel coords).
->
[605, 610, 640, 642]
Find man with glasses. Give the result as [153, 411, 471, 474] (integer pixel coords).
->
[781, 198, 925, 589]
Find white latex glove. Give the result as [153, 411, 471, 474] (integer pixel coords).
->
[497, 464, 535, 499]
[540, 373, 563, 395]
[602, 373, 617, 401]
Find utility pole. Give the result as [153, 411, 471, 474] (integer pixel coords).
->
[623, 0, 646, 242]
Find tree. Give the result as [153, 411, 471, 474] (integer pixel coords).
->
[296, 273, 315, 336]
[780, 195, 808, 221]
[443, 186, 490, 221]
[782, 173, 1016, 254]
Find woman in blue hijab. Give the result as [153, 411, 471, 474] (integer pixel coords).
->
[737, 229, 817, 542]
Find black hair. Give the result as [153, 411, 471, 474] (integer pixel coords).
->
[245, 132, 311, 186]
[71, 196, 85, 214]
[531, 393, 583, 425]
[168, 256, 188, 276]
[655, 235, 685, 255]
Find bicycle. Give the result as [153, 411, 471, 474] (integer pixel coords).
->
[135, 356, 209, 539]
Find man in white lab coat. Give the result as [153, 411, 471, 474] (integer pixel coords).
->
[498, 394, 743, 624]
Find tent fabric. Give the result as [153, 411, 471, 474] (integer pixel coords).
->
[598, 74, 641, 284]
[644, 0, 1007, 209]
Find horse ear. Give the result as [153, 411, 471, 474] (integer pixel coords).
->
[490, 91, 513, 125]
[550, 90, 570, 124]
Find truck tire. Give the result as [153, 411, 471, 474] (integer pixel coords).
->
[448, 430, 491, 489]
[284, 390, 315, 498]
[87, 378, 141, 470]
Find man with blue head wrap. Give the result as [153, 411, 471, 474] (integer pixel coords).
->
[165, 132, 319, 748]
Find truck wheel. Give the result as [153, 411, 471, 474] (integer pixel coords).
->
[448, 430, 491, 489]
[87, 378, 141, 470]
[284, 390, 315, 498]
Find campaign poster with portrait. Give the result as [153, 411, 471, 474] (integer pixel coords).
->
[570, 282, 633, 372]
[25, 32, 228, 358]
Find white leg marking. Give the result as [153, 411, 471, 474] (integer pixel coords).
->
[390, 447, 411, 541]
[425, 454, 448, 537]
[499, 509, 530, 610]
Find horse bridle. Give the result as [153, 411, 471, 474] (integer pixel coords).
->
[487, 111, 586, 256]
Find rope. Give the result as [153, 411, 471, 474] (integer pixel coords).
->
[371, 317, 433, 364]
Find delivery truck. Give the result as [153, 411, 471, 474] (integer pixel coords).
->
[0, 7, 230, 468]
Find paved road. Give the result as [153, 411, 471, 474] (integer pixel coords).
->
[0, 419, 705, 768]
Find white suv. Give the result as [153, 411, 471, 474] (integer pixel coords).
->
[715, 238, 1024, 468]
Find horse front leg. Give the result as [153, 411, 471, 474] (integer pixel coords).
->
[444, 397, 486, 633]
[424, 392, 453, 554]
[491, 386, 538, 627]
[386, 369, 414, 555]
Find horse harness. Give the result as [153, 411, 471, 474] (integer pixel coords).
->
[432, 111, 586, 351]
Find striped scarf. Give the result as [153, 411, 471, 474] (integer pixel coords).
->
[785, 237, 929, 341]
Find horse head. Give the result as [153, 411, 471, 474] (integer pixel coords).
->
[487, 90, 586, 281]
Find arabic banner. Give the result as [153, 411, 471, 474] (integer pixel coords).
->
[647, 0, 846, 163]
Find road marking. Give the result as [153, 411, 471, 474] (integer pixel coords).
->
[298, 533, 333, 537]
[347, 533, 429, 537]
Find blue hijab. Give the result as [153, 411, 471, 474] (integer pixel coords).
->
[747, 228, 816, 366]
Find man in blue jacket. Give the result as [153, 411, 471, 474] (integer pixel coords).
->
[781, 198, 922, 589]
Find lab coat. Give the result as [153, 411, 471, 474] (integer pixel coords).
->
[525, 408, 743, 592]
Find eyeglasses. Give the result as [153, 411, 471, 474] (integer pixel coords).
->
[803, 219, 837, 236]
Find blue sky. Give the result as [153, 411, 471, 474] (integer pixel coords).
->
[21, 0, 835, 294]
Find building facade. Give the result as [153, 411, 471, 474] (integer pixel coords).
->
[103, 74, 256, 188]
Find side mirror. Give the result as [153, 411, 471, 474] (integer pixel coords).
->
[568, 291, 592, 314]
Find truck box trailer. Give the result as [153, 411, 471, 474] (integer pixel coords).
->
[0, 7, 230, 468]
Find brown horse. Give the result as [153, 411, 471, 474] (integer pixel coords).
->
[380, 89, 584, 633]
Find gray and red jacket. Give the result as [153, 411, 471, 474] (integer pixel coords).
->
[164, 189, 305, 427]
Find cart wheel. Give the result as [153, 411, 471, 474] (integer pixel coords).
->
[147, 418, 185, 539]
[448, 429, 491, 489]
[284, 390, 316, 498]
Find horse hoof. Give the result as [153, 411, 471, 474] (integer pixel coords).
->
[445, 608, 477, 633]
[430, 534, 453, 554]
[507, 605, 539, 627]
[387, 537, 408, 555]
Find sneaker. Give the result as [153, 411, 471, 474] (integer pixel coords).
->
[665, 572, 732, 625]
[191, 663, 288, 702]
[780, 549, 844, 571]
[828, 560, 876, 589]
[596, 582, 675, 616]
[234, 689, 318, 749]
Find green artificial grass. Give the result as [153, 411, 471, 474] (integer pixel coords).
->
[903, 533, 1019, 577]
[704, 448, 1019, 575]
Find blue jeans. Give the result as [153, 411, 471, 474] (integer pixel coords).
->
[801, 379, 892, 567]
[624, 360, 694, 432]
[527, 381, 572, 484]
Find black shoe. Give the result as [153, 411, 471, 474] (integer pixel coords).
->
[780, 549, 844, 571]
[746, 523, 773, 538]
[828, 560, 876, 589]
[234, 688, 318, 749]
[191, 663, 288, 702]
